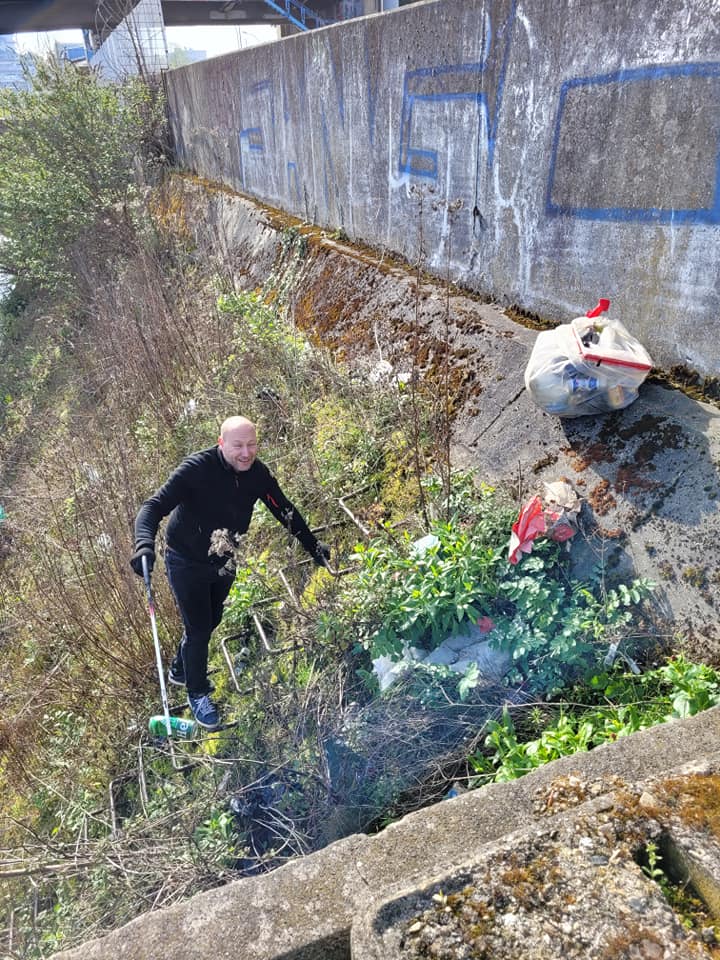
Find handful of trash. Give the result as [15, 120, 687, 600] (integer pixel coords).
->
[508, 480, 582, 565]
[524, 298, 653, 417]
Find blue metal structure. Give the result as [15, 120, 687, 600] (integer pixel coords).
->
[260, 0, 333, 31]
[0, 1, 339, 35]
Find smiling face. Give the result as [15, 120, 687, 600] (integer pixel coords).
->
[218, 417, 258, 472]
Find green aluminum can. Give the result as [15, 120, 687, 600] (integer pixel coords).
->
[148, 715, 197, 739]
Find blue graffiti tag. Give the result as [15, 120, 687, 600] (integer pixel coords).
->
[239, 128, 264, 153]
[398, 0, 516, 180]
[238, 79, 276, 186]
[546, 62, 720, 224]
[287, 161, 302, 202]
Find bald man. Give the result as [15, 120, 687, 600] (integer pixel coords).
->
[130, 416, 329, 729]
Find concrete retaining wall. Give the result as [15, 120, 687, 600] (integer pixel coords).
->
[164, 0, 720, 377]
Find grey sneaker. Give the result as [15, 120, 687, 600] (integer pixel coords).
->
[187, 693, 220, 730]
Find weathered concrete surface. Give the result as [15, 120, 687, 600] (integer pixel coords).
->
[51, 707, 720, 959]
[353, 761, 720, 960]
[165, 0, 720, 377]
[168, 177, 720, 654]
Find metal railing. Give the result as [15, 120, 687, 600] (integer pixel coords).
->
[261, 0, 333, 31]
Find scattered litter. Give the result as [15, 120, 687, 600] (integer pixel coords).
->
[477, 616, 495, 634]
[95, 532, 113, 552]
[603, 641, 619, 669]
[445, 781, 467, 800]
[367, 359, 394, 383]
[148, 715, 196, 739]
[508, 495, 546, 564]
[0, 504, 5, 523]
[543, 480, 581, 513]
[81, 463, 102, 484]
[411, 533, 440, 556]
[603, 641, 641, 674]
[508, 480, 582, 564]
[373, 622, 511, 692]
[524, 298, 653, 418]
[543, 479, 581, 544]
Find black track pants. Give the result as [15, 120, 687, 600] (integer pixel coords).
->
[164, 548, 234, 695]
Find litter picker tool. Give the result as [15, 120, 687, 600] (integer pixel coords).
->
[141, 555, 180, 766]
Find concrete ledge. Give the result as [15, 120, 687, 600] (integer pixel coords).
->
[52, 707, 720, 959]
[352, 761, 720, 960]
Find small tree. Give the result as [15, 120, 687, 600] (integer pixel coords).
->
[0, 56, 166, 293]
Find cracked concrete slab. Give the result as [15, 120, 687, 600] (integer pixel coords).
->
[352, 761, 720, 960]
[51, 708, 720, 960]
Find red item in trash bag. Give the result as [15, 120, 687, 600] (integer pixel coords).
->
[508, 496, 546, 565]
[586, 298, 610, 319]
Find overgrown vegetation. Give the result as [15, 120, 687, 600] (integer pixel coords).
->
[0, 60, 715, 959]
[0, 57, 166, 294]
[640, 838, 720, 937]
[470, 655, 720, 783]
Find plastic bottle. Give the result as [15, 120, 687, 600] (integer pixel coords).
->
[567, 373, 599, 397]
[531, 363, 604, 415]
[537, 364, 589, 414]
[234, 647, 251, 676]
[148, 715, 197, 739]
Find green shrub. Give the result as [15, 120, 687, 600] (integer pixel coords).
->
[0, 57, 165, 292]
[470, 656, 720, 783]
[341, 485, 654, 696]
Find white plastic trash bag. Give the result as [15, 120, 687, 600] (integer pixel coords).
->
[524, 298, 653, 417]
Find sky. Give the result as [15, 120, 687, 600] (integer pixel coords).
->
[15, 24, 278, 58]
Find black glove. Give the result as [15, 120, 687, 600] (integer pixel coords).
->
[130, 545, 155, 578]
[313, 541, 331, 568]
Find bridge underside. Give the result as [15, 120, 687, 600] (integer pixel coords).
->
[0, 0, 336, 34]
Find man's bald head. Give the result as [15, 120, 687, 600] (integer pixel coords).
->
[220, 415, 256, 440]
[218, 416, 258, 472]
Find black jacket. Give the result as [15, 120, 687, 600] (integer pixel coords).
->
[134, 446, 318, 564]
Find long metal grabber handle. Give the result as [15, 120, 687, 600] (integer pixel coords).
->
[141, 555, 179, 768]
[251, 611, 299, 655]
[337, 497, 371, 538]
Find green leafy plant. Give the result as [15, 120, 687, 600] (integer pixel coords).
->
[658, 655, 720, 718]
[222, 555, 274, 633]
[194, 809, 241, 863]
[642, 840, 667, 886]
[351, 518, 505, 660]
[343, 486, 654, 697]
[470, 657, 720, 783]
[0, 57, 165, 292]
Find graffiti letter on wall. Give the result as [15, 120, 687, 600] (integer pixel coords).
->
[287, 161, 301, 203]
[238, 79, 275, 189]
[398, 0, 517, 180]
[546, 62, 720, 225]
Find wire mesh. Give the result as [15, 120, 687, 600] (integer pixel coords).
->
[93, 0, 169, 81]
